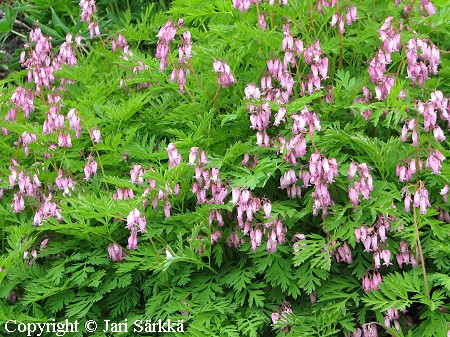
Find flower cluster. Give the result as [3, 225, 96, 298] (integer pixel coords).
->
[57, 34, 78, 67]
[9, 163, 42, 213]
[355, 215, 392, 253]
[212, 59, 236, 88]
[150, 183, 179, 218]
[21, 132, 37, 156]
[365, 17, 403, 101]
[156, 20, 177, 72]
[23, 250, 38, 266]
[301, 41, 329, 95]
[84, 155, 98, 180]
[331, 241, 353, 264]
[396, 158, 421, 182]
[113, 188, 135, 200]
[400, 118, 419, 146]
[368, 50, 394, 101]
[111, 34, 127, 52]
[378, 17, 401, 62]
[361, 271, 383, 292]
[156, 20, 192, 93]
[330, 6, 357, 34]
[91, 129, 102, 143]
[231, 188, 285, 252]
[348, 162, 374, 206]
[384, 307, 400, 330]
[353, 87, 373, 120]
[20, 28, 53, 92]
[55, 170, 76, 196]
[20, 28, 78, 92]
[279, 169, 300, 198]
[79, 0, 100, 38]
[67, 108, 82, 138]
[419, 0, 436, 16]
[271, 301, 292, 333]
[190, 147, 228, 210]
[355, 215, 397, 291]
[352, 323, 379, 337]
[396, 241, 419, 268]
[33, 196, 63, 226]
[406, 37, 440, 87]
[125, 208, 146, 249]
[132, 162, 179, 218]
[307, 154, 338, 216]
[241, 154, 258, 169]
[402, 182, 431, 214]
[7, 86, 35, 121]
[232, 0, 288, 13]
[393, 0, 436, 17]
[130, 164, 146, 185]
[419, 91, 448, 138]
[425, 149, 445, 174]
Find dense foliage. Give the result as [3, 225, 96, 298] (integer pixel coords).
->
[1, 0, 450, 336]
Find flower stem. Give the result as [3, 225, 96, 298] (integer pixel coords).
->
[412, 200, 430, 300]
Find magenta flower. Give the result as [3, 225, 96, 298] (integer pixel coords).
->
[84, 156, 98, 180]
[67, 108, 82, 138]
[167, 143, 182, 168]
[413, 183, 431, 214]
[425, 149, 445, 174]
[212, 59, 236, 88]
[108, 243, 128, 261]
[91, 129, 101, 143]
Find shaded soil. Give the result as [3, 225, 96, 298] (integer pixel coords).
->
[0, 16, 29, 80]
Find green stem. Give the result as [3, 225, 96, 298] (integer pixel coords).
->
[81, 120, 109, 191]
[412, 197, 430, 300]
[11, 30, 27, 39]
[187, 60, 221, 114]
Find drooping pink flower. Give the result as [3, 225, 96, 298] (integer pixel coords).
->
[108, 243, 128, 261]
[425, 149, 445, 174]
[413, 183, 431, 214]
[84, 156, 98, 180]
[67, 108, 82, 137]
[33, 195, 63, 225]
[80, 0, 100, 38]
[91, 129, 101, 143]
[441, 184, 449, 202]
[167, 143, 182, 168]
[213, 59, 236, 88]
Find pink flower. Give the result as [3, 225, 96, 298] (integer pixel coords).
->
[381, 249, 391, 266]
[108, 243, 128, 261]
[258, 13, 267, 29]
[130, 164, 145, 185]
[441, 184, 449, 202]
[164, 199, 171, 218]
[167, 143, 182, 168]
[244, 83, 261, 100]
[413, 183, 431, 214]
[67, 108, 82, 137]
[127, 231, 138, 250]
[426, 150, 445, 174]
[12, 193, 25, 213]
[91, 129, 101, 143]
[189, 147, 198, 166]
[263, 201, 272, 218]
[84, 156, 98, 180]
[211, 230, 221, 243]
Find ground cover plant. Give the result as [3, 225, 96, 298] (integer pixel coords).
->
[0, 0, 449, 336]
